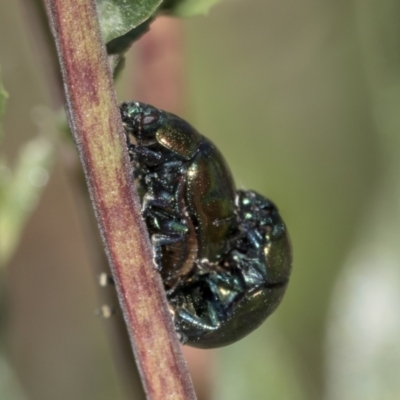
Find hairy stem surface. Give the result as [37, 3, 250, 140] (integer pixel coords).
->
[46, 1, 197, 398]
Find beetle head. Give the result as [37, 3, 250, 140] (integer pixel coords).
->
[235, 190, 292, 285]
[120, 101, 203, 159]
[120, 101, 164, 146]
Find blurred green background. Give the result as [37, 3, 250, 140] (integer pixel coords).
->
[1, 0, 400, 399]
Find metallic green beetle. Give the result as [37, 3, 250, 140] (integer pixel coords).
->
[120, 101, 292, 348]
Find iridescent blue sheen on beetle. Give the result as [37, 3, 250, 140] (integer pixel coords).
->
[120, 102, 292, 348]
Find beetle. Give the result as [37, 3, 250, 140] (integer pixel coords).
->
[120, 101, 292, 348]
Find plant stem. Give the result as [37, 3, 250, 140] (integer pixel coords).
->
[20, 2, 144, 396]
[46, 1, 197, 399]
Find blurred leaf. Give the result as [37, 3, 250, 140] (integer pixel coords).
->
[161, 0, 223, 17]
[325, 3, 400, 397]
[0, 107, 56, 267]
[326, 232, 400, 399]
[96, 0, 162, 43]
[324, 110, 400, 400]
[0, 354, 28, 400]
[213, 323, 310, 400]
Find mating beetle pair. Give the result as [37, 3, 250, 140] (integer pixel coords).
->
[120, 102, 292, 348]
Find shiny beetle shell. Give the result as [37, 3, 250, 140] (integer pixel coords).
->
[120, 101, 292, 348]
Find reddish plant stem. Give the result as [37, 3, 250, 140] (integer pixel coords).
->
[46, 0, 197, 399]
[20, 2, 145, 398]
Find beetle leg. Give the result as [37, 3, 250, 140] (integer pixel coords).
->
[240, 225, 265, 250]
[127, 143, 138, 161]
[128, 143, 164, 166]
[174, 308, 218, 338]
[158, 160, 185, 177]
[151, 232, 187, 270]
[169, 271, 243, 337]
[144, 204, 187, 233]
[141, 191, 175, 216]
[144, 163, 186, 199]
[227, 250, 268, 287]
[207, 271, 244, 305]
[142, 172, 187, 225]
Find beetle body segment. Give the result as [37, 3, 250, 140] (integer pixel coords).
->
[120, 102, 292, 348]
[185, 140, 236, 262]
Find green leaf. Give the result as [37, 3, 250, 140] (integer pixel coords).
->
[0, 354, 29, 400]
[97, 0, 162, 43]
[106, 19, 152, 55]
[161, 0, 223, 17]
